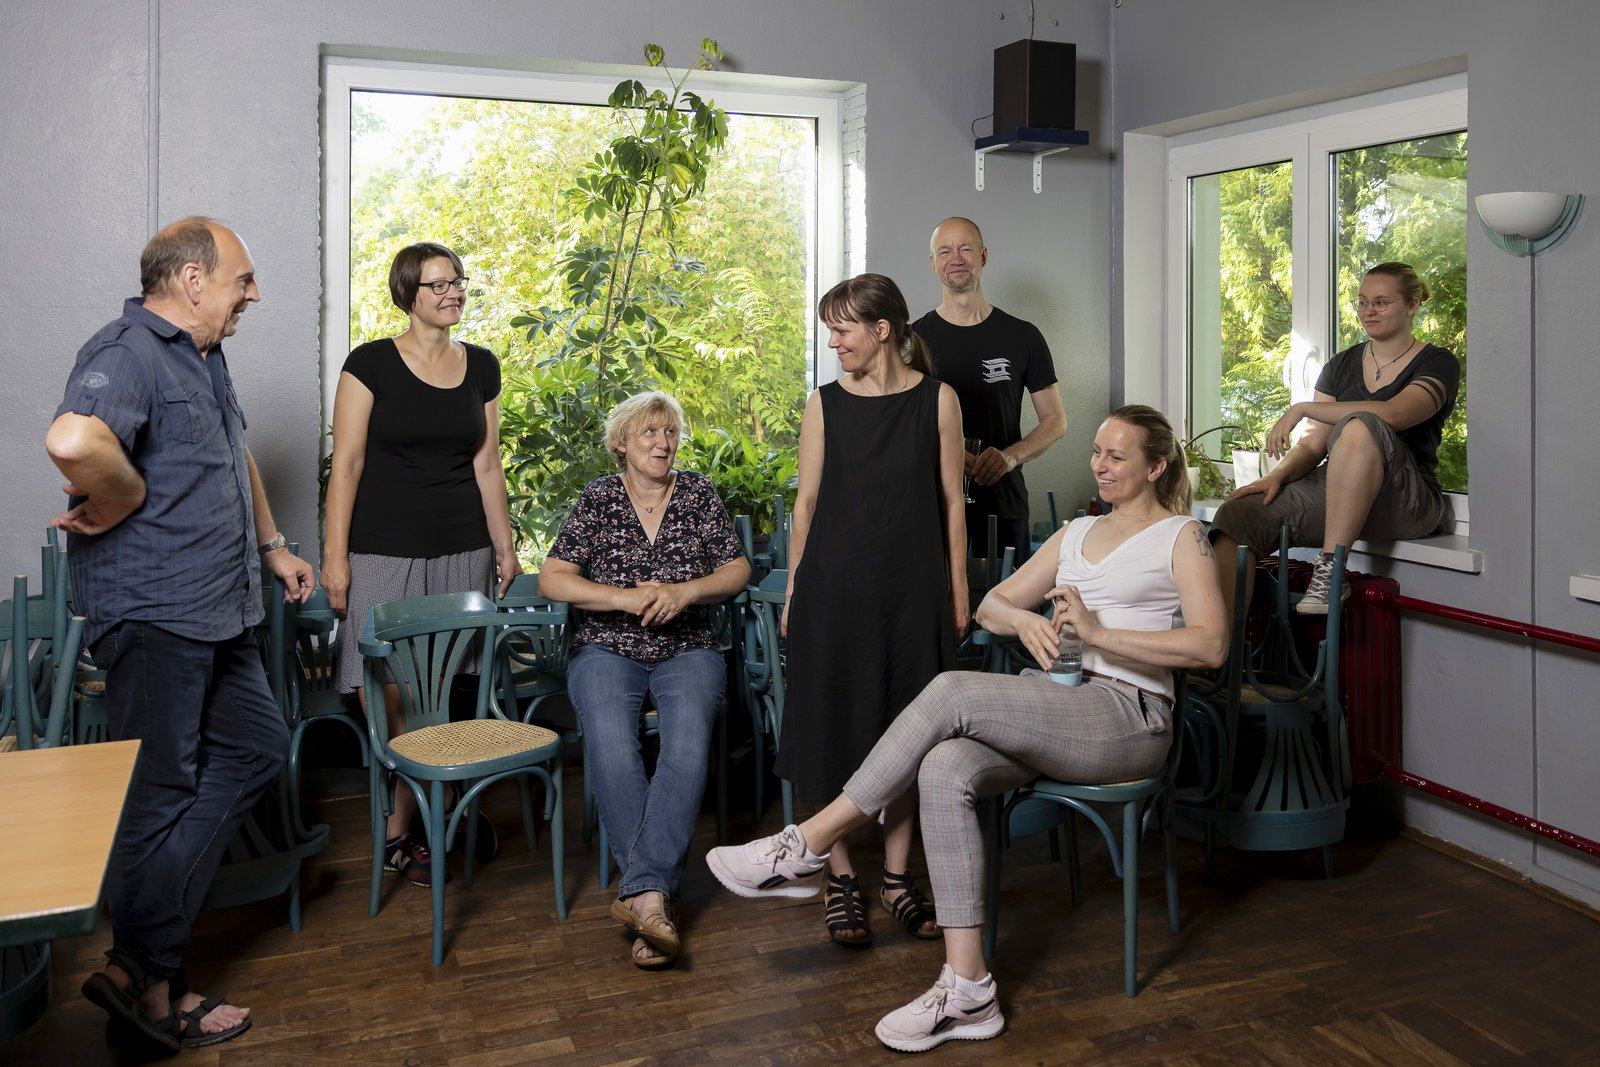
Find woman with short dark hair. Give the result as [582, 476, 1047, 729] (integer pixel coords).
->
[321, 241, 520, 888]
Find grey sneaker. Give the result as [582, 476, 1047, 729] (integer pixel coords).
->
[1296, 554, 1348, 615]
[874, 965, 1005, 1052]
[706, 824, 826, 898]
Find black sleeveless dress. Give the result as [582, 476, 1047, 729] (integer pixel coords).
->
[775, 375, 956, 803]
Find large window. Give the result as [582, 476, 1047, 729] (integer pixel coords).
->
[322, 57, 844, 554]
[1169, 82, 1468, 496]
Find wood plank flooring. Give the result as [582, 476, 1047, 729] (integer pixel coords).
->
[8, 769, 1600, 1065]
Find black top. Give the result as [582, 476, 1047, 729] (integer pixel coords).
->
[775, 376, 956, 802]
[55, 298, 260, 646]
[547, 471, 745, 666]
[912, 307, 1057, 520]
[344, 338, 501, 558]
[1316, 341, 1459, 488]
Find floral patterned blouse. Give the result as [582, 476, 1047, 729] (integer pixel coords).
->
[548, 470, 745, 665]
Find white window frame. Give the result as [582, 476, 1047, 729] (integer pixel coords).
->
[320, 55, 846, 422]
[1162, 79, 1469, 533]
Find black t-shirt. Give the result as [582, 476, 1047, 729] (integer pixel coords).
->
[912, 307, 1057, 520]
[1315, 341, 1459, 488]
[344, 337, 501, 558]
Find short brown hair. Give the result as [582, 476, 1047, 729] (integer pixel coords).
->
[604, 391, 687, 468]
[817, 273, 932, 376]
[140, 216, 221, 297]
[388, 242, 465, 313]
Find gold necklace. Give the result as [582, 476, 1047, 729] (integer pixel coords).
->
[1104, 509, 1161, 538]
[1367, 338, 1418, 381]
[624, 471, 673, 514]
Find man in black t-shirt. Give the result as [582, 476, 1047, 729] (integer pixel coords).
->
[913, 217, 1065, 564]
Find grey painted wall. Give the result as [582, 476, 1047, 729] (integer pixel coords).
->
[1, 0, 1111, 589]
[1111, 0, 1600, 906]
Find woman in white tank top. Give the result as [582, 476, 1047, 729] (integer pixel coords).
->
[708, 405, 1229, 1053]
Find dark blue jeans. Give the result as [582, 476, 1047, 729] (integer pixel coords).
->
[94, 622, 287, 979]
[567, 645, 724, 899]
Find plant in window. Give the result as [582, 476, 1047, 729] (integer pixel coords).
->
[679, 426, 798, 537]
[503, 40, 732, 556]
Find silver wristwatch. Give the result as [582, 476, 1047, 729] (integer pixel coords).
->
[258, 532, 288, 556]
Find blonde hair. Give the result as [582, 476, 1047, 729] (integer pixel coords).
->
[1107, 405, 1192, 514]
[603, 391, 687, 468]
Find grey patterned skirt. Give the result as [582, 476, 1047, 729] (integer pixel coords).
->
[335, 547, 495, 693]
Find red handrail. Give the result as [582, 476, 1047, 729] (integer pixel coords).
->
[1372, 591, 1600, 862]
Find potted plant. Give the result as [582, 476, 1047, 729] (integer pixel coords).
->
[1183, 423, 1241, 500]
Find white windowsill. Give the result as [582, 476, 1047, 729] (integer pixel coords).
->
[1191, 499, 1483, 574]
[1571, 575, 1600, 604]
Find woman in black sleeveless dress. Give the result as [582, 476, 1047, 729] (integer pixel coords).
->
[775, 273, 968, 946]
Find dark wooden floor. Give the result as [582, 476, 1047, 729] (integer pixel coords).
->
[9, 768, 1600, 1066]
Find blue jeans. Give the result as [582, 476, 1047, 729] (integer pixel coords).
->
[567, 644, 724, 899]
[94, 622, 288, 979]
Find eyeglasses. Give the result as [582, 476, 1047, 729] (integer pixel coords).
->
[421, 277, 470, 296]
[1354, 297, 1398, 313]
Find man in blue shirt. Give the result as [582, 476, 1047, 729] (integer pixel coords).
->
[46, 216, 314, 1053]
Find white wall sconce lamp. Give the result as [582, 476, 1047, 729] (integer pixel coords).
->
[1474, 192, 1583, 256]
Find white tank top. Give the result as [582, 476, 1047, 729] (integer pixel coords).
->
[1055, 513, 1195, 698]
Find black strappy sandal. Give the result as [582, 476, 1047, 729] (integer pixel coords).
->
[81, 947, 183, 1053]
[881, 869, 943, 940]
[825, 872, 873, 947]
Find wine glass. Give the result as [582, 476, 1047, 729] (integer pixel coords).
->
[963, 438, 982, 504]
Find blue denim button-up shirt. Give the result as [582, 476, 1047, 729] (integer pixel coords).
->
[55, 298, 261, 647]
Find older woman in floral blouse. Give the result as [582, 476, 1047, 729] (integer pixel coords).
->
[540, 391, 750, 969]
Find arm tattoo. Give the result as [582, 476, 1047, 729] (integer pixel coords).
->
[1192, 526, 1216, 559]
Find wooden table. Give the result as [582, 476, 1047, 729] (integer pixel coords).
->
[0, 740, 140, 946]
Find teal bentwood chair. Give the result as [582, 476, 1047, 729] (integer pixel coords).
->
[361, 592, 567, 965]
[494, 573, 583, 850]
[2, 574, 85, 752]
[743, 568, 794, 827]
[983, 672, 1190, 997]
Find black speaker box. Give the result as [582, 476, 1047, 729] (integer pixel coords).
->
[993, 39, 1077, 132]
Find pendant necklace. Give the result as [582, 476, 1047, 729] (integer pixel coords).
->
[1368, 339, 1418, 382]
[625, 471, 673, 514]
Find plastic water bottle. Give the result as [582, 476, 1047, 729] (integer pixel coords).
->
[1049, 625, 1083, 686]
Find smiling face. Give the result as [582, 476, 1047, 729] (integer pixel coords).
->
[194, 226, 259, 348]
[825, 315, 891, 374]
[1091, 417, 1165, 508]
[930, 219, 986, 295]
[1356, 273, 1417, 344]
[409, 256, 465, 331]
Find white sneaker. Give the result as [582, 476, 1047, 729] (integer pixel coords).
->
[705, 824, 826, 898]
[874, 965, 1005, 1053]
[1296, 554, 1349, 615]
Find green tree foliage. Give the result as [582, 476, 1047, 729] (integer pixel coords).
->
[348, 40, 809, 560]
[1215, 162, 1293, 451]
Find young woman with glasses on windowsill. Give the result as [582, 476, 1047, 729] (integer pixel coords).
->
[1209, 261, 1459, 619]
